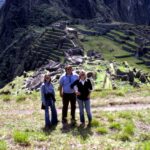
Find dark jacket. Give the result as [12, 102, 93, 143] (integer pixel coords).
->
[71, 79, 92, 100]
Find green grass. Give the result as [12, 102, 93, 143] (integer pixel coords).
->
[15, 94, 27, 102]
[82, 35, 150, 71]
[0, 140, 7, 150]
[116, 132, 131, 141]
[142, 141, 150, 150]
[96, 127, 108, 134]
[91, 119, 100, 127]
[109, 122, 121, 130]
[123, 121, 135, 135]
[13, 130, 30, 146]
[119, 112, 132, 120]
[1, 95, 11, 102]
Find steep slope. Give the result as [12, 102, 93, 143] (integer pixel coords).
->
[104, 0, 150, 25]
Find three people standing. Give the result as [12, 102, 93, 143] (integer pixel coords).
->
[41, 65, 93, 128]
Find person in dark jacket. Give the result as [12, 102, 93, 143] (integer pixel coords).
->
[71, 70, 93, 127]
[41, 74, 58, 129]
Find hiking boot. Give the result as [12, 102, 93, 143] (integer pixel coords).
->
[87, 121, 92, 127]
[79, 122, 85, 128]
[71, 119, 76, 126]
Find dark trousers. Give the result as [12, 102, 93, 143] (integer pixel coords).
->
[62, 93, 76, 123]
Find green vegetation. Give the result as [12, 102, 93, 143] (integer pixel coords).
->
[1, 95, 11, 102]
[15, 94, 27, 102]
[13, 130, 30, 146]
[0, 140, 7, 150]
[96, 127, 108, 134]
[81, 34, 150, 71]
[109, 122, 121, 130]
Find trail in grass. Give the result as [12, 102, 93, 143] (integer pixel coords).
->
[1, 103, 150, 115]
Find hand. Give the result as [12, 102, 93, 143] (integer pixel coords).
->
[60, 92, 63, 98]
[87, 95, 90, 99]
[75, 91, 80, 96]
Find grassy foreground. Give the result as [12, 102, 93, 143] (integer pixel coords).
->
[0, 88, 150, 150]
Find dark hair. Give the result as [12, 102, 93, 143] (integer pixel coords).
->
[44, 74, 51, 83]
[65, 65, 72, 71]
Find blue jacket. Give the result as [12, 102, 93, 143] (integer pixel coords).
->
[40, 82, 55, 105]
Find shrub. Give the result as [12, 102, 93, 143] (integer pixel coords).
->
[13, 131, 30, 146]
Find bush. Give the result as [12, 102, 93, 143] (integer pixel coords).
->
[13, 131, 30, 146]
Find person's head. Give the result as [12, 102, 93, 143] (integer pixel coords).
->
[79, 70, 86, 80]
[65, 65, 73, 75]
[44, 74, 51, 83]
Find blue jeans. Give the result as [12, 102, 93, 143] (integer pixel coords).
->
[77, 99, 92, 123]
[45, 100, 58, 126]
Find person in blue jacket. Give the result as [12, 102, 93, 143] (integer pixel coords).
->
[59, 65, 78, 125]
[41, 74, 58, 128]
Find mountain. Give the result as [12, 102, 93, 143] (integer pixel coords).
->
[104, 0, 150, 25]
[0, 0, 150, 88]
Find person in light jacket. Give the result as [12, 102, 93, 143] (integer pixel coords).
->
[41, 74, 58, 129]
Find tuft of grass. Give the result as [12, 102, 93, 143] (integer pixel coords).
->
[106, 114, 115, 122]
[15, 94, 27, 102]
[116, 132, 131, 141]
[2, 95, 11, 102]
[119, 112, 132, 119]
[0, 140, 7, 150]
[96, 127, 108, 134]
[91, 119, 100, 127]
[13, 130, 30, 146]
[139, 133, 150, 141]
[109, 122, 121, 131]
[142, 141, 150, 150]
[123, 122, 135, 135]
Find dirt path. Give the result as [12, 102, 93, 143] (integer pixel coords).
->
[1, 103, 150, 115]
